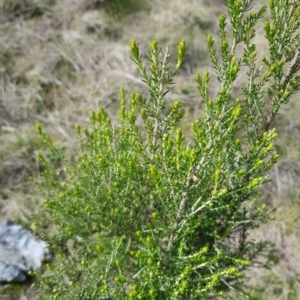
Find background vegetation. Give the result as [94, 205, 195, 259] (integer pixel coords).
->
[1, 0, 300, 299]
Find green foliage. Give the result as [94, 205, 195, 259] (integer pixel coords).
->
[1, 0, 56, 20]
[35, 0, 300, 299]
[86, 0, 147, 18]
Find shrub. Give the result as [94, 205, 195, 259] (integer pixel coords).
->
[85, 0, 147, 17]
[35, 0, 300, 298]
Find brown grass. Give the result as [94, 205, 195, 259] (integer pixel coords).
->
[1, 0, 300, 299]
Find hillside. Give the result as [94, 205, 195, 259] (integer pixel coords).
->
[1, 0, 300, 299]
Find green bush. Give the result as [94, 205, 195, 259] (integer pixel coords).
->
[35, 0, 300, 299]
[86, 0, 147, 17]
[1, 0, 56, 20]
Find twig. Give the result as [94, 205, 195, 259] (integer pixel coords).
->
[264, 47, 300, 131]
[163, 156, 204, 267]
[283, 47, 300, 89]
[151, 46, 169, 160]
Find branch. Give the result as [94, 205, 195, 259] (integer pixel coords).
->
[151, 46, 170, 160]
[163, 156, 205, 267]
[264, 47, 300, 132]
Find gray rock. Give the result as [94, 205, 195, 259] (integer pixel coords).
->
[0, 220, 49, 282]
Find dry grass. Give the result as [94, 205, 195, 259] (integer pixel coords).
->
[1, 0, 300, 299]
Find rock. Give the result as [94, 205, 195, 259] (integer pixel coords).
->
[0, 220, 49, 282]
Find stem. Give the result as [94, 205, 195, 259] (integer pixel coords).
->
[151, 46, 170, 160]
[163, 156, 205, 267]
[264, 47, 300, 132]
[230, 37, 236, 59]
[163, 181, 190, 267]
